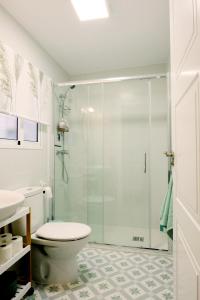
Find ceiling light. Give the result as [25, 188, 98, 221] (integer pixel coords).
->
[88, 107, 95, 113]
[71, 0, 109, 21]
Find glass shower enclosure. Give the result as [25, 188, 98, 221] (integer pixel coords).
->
[54, 76, 169, 250]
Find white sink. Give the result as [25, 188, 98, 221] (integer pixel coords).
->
[0, 190, 25, 221]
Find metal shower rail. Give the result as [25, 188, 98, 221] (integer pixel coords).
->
[57, 73, 167, 87]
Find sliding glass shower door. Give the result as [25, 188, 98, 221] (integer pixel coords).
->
[54, 77, 168, 250]
[103, 79, 150, 247]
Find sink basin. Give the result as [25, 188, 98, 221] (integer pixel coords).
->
[0, 190, 25, 222]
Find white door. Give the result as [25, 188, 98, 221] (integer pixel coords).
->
[170, 0, 200, 299]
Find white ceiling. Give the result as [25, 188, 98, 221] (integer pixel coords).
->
[0, 0, 170, 76]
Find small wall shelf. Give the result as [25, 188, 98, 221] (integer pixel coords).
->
[0, 206, 32, 299]
[0, 245, 30, 275]
[0, 207, 29, 228]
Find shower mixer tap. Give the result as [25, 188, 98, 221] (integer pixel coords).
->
[56, 149, 70, 155]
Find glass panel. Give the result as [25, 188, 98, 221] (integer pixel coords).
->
[87, 84, 104, 242]
[103, 79, 150, 248]
[24, 119, 38, 142]
[0, 113, 18, 140]
[54, 84, 104, 242]
[66, 85, 88, 223]
[150, 78, 168, 250]
[54, 85, 88, 224]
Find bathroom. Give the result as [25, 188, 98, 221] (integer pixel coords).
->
[0, 0, 198, 299]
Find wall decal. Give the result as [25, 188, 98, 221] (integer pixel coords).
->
[0, 42, 12, 113]
[0, 41, 53, 124]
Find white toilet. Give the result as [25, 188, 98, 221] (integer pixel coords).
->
[13, 186, 91, 284]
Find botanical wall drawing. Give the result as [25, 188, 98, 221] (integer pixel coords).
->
[0, 40, 52, 123]
[15, 53, 23, 85]
[28, 62, 39, 100]
[0, 42, 12, 112]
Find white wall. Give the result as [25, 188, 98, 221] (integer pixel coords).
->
[0, 5, 68, 192]
[0, 5, 68, 83]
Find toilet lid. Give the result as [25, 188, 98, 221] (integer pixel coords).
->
[36, 222, 91, 241]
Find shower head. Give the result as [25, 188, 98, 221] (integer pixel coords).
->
[59, 85, 76, 101]
[57, 85, 75, 123]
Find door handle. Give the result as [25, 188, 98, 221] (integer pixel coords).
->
[144, 152, 147, 173]
[164, 151, 175, 166]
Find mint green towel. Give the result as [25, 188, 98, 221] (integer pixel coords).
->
[160, 175, 173, 240]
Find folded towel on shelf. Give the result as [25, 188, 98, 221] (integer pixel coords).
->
[160, 174, 173, 240]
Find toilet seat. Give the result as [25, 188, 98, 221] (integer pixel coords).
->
[35, 222, 91, 242]
[31, 232, 90, 247]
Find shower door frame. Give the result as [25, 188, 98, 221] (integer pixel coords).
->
[57, 73, 167, 87]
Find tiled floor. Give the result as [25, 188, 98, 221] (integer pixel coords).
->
[26, 244, 173, 300]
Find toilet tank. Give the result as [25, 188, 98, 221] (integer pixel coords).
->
[12, 186, 44, 235]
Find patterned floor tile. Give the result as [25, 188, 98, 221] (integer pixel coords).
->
[111, 273, 132, 286]
[44, 284, 64, 297]
[105, 252, 123, 261]
[30, 290, 42, 300]
[26, 244, 174, 300]
[156, 271, 173, 284]
[55, 295, 71, 300]
[157, 288, 174, 300]
[73, 286, 95, 300]
[143, 278, 161, 291]
[93, 279, 114, 294]
[155, 257, 173, 268]
[114, 259, 133, 270]
[78, 261, 93, 272]
[90, 256, 108, 266]
[104, 291, 129, 300]
[100, 264, 119, 276]
[66, 278, 84, 289]
[127, 268, 146, 280]
[84, 249, 99, 258]
[129, 254, 147, 264]
[124, 283, 146, 299]
[142, 262, 160, 273]
[82, 270, 102, 283]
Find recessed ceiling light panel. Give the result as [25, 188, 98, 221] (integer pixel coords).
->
[71, 0, 109, 21]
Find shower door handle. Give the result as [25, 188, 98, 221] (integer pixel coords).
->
[144, 152, 147, 173]
[164, 151, 175, 166]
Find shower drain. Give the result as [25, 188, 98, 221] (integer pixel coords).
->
[132, 236, 144, 242]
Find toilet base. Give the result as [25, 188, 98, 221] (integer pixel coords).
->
[31, 236, 89, 284]
[43, 259, 78, 284]
[32, 247, 79, 284]
[52, 258, 78, 284]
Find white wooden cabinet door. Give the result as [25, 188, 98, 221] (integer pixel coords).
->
[170, 0, 200, 299]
